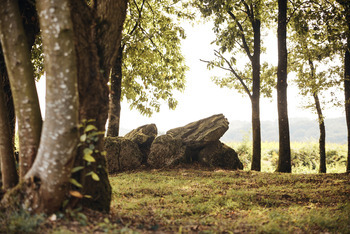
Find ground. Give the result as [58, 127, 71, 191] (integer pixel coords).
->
[1, 165, 350, 233]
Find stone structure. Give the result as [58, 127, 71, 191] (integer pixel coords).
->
[104, 137, 142, 173]
[105, 114, 243, 172]
[124, 124, 157, 164]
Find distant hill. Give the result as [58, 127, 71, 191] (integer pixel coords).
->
[221, 117, 347, 144]
[120, 117, 347, 144]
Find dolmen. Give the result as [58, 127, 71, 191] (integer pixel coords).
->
[105, 114, 243, 173]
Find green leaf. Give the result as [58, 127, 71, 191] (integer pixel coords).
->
[84, 195, 92, 199]
[71, 166, 84, 173]
[83, 148, 93, 156]
[70, 178, 83, 188]
[83, 154, 96, 162]
[80, 134, 87, 142]
[85, 125, 98, 132]
[91, 172, 100, 181]
[101, 151, 107, 156]
[62, 199, 69, 208]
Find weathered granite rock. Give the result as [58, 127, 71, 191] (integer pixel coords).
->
[166, 114, 229, 149]
[147, 114, 240, 169]
[198, 141, 243, 170]
[105, 137, 143, 173]
[147, 135, 188, 168]
[124, 124, 157, 163]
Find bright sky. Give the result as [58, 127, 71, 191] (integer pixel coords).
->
[118, 21, 344, 133]
[36, 21, 345, 134]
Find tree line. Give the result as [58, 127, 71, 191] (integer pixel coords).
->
[0, 0, 349, 216]
[196, 0, 349, 174]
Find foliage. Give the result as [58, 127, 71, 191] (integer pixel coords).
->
[0, 208, 45, 233]
[69, 119, 104, 198]
[289, 0, 344, 111]
[121, 0, 193, 116]
[31, 35, 44, 81]
[229, 141, 348, 173]
[193, 0, 276, 98]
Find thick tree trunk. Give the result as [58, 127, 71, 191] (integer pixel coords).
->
[250, 20, 261, 171]
[313, 93, 326, 173]
[70, 0, 127, 212]
[345, 50, 350, 172]
[107, 46, 123, 137]
[0, 0, 42, 179]
[276, 0, 291, 173]
[0, 75, 18, 190]
[23, 0, 79, 214]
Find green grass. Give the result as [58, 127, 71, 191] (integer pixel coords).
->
[108, 169, 350, 233]
[229, 141, 347, 173]
[2, 141, 349, 233]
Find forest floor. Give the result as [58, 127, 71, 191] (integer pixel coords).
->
[2, 166, 350, 233]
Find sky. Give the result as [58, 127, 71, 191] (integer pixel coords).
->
[117, 21, 344, 134]
[36, 21, 345, 135]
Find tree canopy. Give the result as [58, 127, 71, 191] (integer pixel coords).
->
[121, 0, 191, 116]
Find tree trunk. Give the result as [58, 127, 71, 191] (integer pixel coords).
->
[23, 0, 79, 214]
[313, 93, 326, 173]
[107, 46, 123, 137]
[0, 48, 15, 152]
[345, 50, 350, 173]
[0, 46, 17, 189]
[276, 0, 291, 173]
[69, 0, 127, 212]
[0, 74, 18, 190]
[0, 0, 42, 179]
[250, 19, 261, 171]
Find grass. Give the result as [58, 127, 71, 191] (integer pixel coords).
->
[105, 168, 350, 233]
[1, 141, 349, 233]
[229, 141, 348, 173]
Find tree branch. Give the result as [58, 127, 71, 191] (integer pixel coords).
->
[200, 59, 232, 73]
[214, 50, 252, 99]
[227, 10, 253, 62]
[128, 0, 146, 35]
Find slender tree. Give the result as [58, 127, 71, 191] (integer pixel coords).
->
[0, 0, 42, 179]
[336, 0, 350, 172]
[289, 1, 343, 173]
[276, 0, 291, 173]
[346, 50, 350, 172]
[195, 0, 277, 171]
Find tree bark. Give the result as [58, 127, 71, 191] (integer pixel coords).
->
[308, 59, 326, 173]
[313, 93, 326, 173]
[23, 0, 79, 214]
[0, 74, 18, 190]
[107, 46, 123, 137]
[250, 19, 261, 171]
[276, 0, 291, 173]
[345, 50, 350, 173]
[0, 46, 17, 189]
[0, 0, 42, 179]
[70, 0, 127, 212]
[0, 48, 15, 152]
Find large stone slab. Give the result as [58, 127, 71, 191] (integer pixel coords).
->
[124, 124, 157, 164]
[147, 135, 187, 168]
[166, 114, 229, 149]
[198, 141, 243, 170]
[105, 137, 143, 173]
